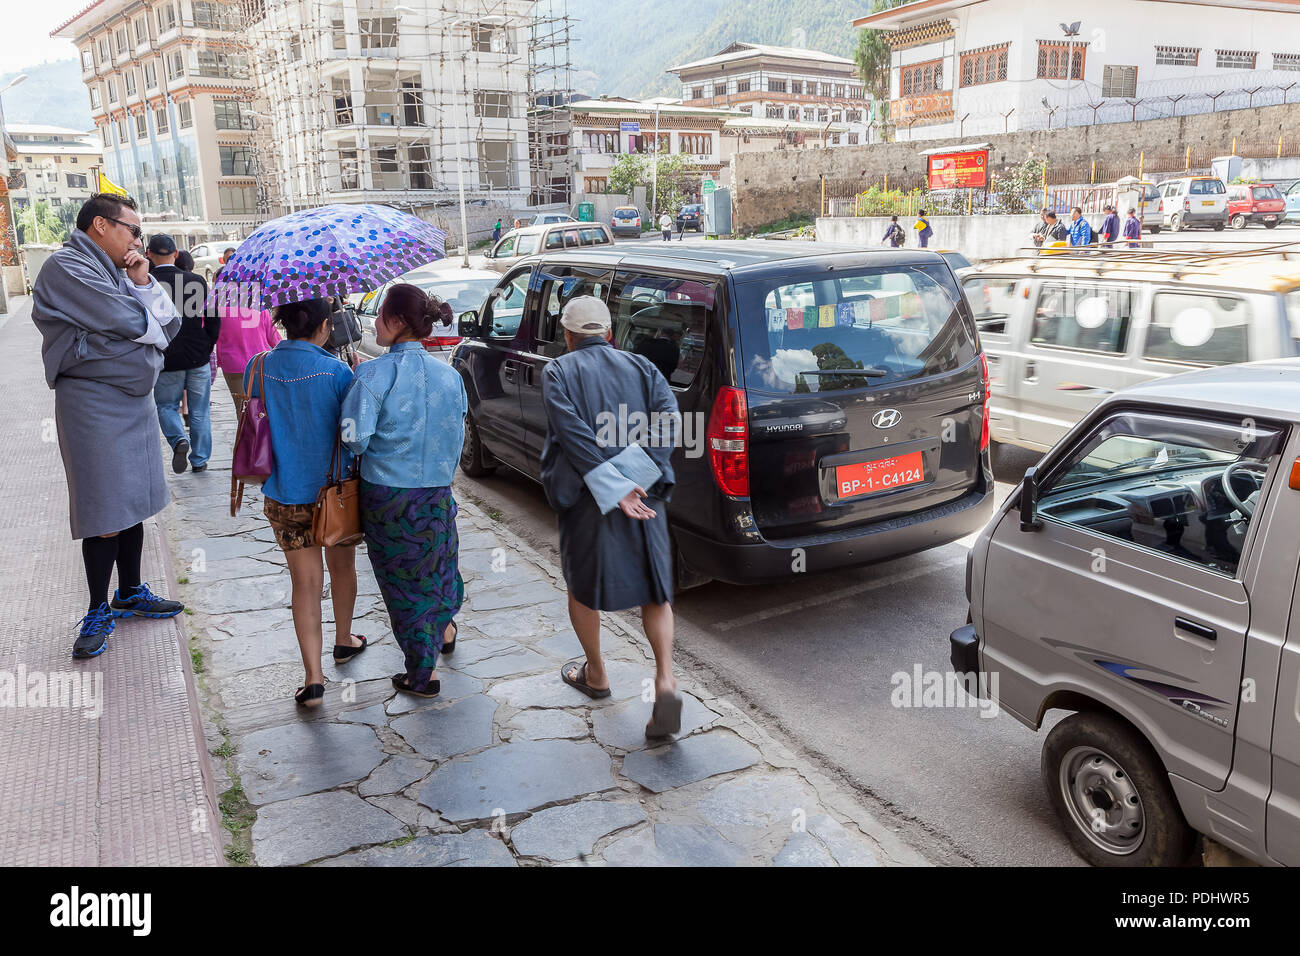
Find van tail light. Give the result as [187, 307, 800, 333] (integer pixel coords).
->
[1158, 200, 1164, 213]
[1183, 198, 1191, 211]
[979, 353, 991, 452]
[423, 335, 462, 349]
[1290, 458, 1300, 490]
[707, 386, 749, 498]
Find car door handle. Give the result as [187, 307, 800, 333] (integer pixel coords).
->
[1175, 617, 1217, 642]
[1023, 360, 1038, 384]
[503, 361, 517, 383]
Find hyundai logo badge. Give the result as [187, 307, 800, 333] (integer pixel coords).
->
[873, 409, 902, 429]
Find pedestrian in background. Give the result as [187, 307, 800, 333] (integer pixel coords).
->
[1031, 208, 1049, 248]
[1043, 211, 1069, 244]
[1123, 207, 1143, 249]
[342, 285, 467, 699]
[492, 219, 502, 242]
[32, 193, 185, 659]
[659, 211, 673, 241]
[246, 298, 365, 707]
[147, 234, 220, 474]
[1099, 204, 1121, 249]
[882, 215, 906, 247]
[216, 286, 280, 418]
[1068, 207, 1093, 247]
[541, 296, 683, 738]
[914, 209, 933, 248]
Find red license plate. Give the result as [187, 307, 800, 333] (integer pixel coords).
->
[835, 451, 925, 499]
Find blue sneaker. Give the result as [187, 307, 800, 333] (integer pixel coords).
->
[110, 583, 185, 619]
[73, 604, 115, 658]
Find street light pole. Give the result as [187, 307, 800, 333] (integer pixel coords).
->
[652, 103, 660, 217]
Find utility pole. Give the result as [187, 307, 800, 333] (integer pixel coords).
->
[651, 103, 660, 216]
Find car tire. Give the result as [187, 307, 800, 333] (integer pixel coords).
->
[1146, 224, 1161, 234]
[1230, 214, 1247, 230]
[459, 413, 496, 478]
[1168, 214, 1182, 233]
[1042, 711, 1197, 867]
[1212, 221, 1225, 231]
[1264, 220, 1280, 229]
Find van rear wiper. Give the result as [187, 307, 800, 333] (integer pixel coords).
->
[794, 367, 889, 378]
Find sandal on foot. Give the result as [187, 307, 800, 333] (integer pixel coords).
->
[561, 660, 611, 700]
[391, 672, 440, 698]
[295, 683, 325, 708]
[441, 622, 458, 656]
[645, 690, 683, 739]
[333, 634, 368, 662]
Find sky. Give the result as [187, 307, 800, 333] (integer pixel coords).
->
[1, 0, 91, 74]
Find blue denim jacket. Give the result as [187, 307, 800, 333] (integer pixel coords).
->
[245, 339, 354, 505]
[341, 341, 468, 489]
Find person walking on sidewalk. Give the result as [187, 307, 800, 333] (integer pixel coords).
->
[246, 298, 365, 707]
[1123, 207, 1143, 249]
[147, 234, 220, 474]
[914, 209, 934, 248]
[32, 193, 186, 659]
[541, 296, 684, 738]
[215, 288, 280, 419]
[659, 212, 673, 242]
[1068, 206, 1093, 248]
[1098, 204, 1121, 250]
[342, 285, 467, 699]
[882, 215, 906, 247]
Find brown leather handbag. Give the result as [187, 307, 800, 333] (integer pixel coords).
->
[311, 436, 363, 547]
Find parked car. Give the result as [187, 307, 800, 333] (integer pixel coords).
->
[530, 213, 577, 226]
[1286, 180, 1300, 222]
[452, 241, 994, 587]
[675, 203, 705, 232]
[189, 240, 243, 283]
[610, 205, 643, 238]
[482, 222, 614, 275]
[935, 250, 974, 278]
[354, 265, 499, 361]
[954, 358, 1300, 866]
[1154, 176, 1228, 231]
[1226, 182, 1287, 229]
[962, 251, 1300, 454]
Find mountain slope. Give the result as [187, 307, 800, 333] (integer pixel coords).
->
[0, 59, 93, 132]
[566, 0, 864, 99]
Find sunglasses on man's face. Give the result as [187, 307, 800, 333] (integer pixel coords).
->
[105, 216, 143, 240]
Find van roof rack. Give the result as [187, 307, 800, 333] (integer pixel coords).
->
[978, 240, 1300, 279]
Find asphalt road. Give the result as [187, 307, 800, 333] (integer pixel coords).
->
[453, 440, 1083, 866]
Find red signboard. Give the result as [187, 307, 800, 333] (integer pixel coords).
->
[927, 149, 988, 189]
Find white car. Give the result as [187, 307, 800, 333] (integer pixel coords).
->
[354, 265, 501, 361]
[188, 240, 243, 283]
[1154, 176, 1228, 232]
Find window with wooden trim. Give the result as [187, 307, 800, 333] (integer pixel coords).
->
[680, 133, 711, 155]
[1275, 52, 1300, 71]
[900, 59, 943, 96]
[1216, 49, 1256, 69]
[1155, 46, 1198, 66]
[1037, 41, 1085, 79]
[583, 131, 619, 153]
[712, 83, 726, 97]
[960, 45, 1009, 87]
[790, 80, 803, 94]
[691, 87, 703, 99]
[766, 104, 784, 118]
[583, 176, 607, 193]
[1102, 64, 1137, 98]
[736, 79, 750, 92]
[769, 79, 787, 93]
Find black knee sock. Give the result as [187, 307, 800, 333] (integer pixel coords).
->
[115, 523, 145, 595]
[83, 535, 119, 612]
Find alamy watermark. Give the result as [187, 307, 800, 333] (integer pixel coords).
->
[0, 666, 102, 719]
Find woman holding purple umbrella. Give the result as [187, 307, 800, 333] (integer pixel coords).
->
[245, 298, 367, 707]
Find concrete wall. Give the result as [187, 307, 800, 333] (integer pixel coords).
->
[733, 102, 1300, 230]
[817, 215, 1042, 261]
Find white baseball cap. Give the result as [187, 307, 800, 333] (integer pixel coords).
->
[560, 295, 612, 335]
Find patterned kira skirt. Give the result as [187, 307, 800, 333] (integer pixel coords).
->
[359, 481, 465, 689]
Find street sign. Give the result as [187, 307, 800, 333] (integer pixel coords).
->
[702, 178, 716, 195]
[619, 121, 640, 133]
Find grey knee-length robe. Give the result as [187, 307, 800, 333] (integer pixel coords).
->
[32, 231, 181, 539]
[540, 337, 679, 611]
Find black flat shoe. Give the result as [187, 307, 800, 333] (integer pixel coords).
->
[441, 622, 458, 655]
[333, 634, 368, 662]
[295, 683, 325, 707]
[391, 673, 440, 698]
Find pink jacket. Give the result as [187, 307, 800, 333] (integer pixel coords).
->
[216, 304, 281, 373]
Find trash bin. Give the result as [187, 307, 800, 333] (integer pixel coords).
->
[576, 202, 595, 222]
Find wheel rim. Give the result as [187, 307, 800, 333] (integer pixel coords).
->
[1231, 215, 1245, 229]
[1058, 745, 1145, 855]
[461, 420, 476, 468]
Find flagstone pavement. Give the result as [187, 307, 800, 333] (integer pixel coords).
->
[170, 385, 927, 867]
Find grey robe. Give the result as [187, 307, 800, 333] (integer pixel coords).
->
[541, 337, 678, 610]
[32, 231, 181, 539]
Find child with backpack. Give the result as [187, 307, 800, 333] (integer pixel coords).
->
[882, 215, 906, 248]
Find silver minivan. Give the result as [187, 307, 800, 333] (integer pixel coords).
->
[954, 359, 1300, 866]
[483, 221, 614, 274]
[964, 253, 1300, 455]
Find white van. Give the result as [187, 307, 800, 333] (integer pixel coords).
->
[1155, 176, 1228, 231]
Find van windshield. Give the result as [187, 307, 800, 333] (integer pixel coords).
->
[737, 263, 977, 393]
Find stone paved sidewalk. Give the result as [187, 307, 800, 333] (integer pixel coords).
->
[171, 384, 925, 867]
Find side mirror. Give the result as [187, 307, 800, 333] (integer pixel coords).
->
[458, 311, 481, 337]
[1019, 465, 1040, 532]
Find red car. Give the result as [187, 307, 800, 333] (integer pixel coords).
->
[1226, 183, 1286, 229]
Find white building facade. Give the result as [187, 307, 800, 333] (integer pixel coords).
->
[854, 0, 1300, 140]
[6, 125, 105, 216]
[245, 0, 534, 219]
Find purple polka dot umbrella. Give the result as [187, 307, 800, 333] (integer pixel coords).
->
[207, 203, 447, 310]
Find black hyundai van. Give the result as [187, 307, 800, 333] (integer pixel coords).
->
[452, 240, 994, 587]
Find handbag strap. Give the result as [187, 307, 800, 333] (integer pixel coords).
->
[229, 350, 271, 518]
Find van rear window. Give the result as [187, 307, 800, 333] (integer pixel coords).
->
[738, 264, 977, 393]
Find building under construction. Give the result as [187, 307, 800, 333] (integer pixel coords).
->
[238, 0, 574, 242]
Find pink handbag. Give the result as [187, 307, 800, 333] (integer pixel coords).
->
[230, 351, 273, 517]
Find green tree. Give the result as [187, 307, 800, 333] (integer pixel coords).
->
[54, 201, 79, 235]
[854, 0, 910, 133]
[15, 201, 68, 246]
[607, 152, 703, 218]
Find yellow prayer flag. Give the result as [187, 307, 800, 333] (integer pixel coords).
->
[97, 171, 128, 197]
[818, 304, 835, 328]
